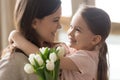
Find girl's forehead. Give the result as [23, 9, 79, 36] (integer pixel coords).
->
[71, 14, 92, 32]
[71, 14, 83, 26]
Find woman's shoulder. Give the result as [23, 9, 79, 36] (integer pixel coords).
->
[12, 52, 28, 61]
[0, 52, 28, 67]
[0, 52, 29, 80]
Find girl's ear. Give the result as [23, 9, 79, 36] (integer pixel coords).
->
[91, 35, 102, 45]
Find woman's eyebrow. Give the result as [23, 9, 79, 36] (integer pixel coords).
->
[53, 17, 60, 19]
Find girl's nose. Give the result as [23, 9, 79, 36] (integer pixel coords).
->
[67, 27, 74, 36]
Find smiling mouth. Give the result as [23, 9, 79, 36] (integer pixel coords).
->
[51, 32, 56, 37]
[69, 38, 76, 43]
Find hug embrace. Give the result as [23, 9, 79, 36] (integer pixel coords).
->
[0, 0, 111, 80]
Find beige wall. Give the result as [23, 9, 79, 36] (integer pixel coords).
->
[111, 22, 120, 34]
[71, 0, 83, 15]
[71, 0, 95, 15]
[0, 0, 16, 51]
[61, 0, 95, 31]
[0, 0, 1, 51]
[63, 0, 120, 35]
[0, 0, 119, 51]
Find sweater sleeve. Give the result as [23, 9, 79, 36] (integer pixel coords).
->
[0, 54, 21, 80]
[0, 52, 39, 80]
[68, 51, 95, 74]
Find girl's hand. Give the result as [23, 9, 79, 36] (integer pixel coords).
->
[54, 42, 70, 56]
[8, 30, 21, 47]
[8, 30, 39, 54]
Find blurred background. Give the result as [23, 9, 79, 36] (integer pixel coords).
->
[0, 0, 120, 80]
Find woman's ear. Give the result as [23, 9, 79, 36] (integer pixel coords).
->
[91, 35, 102, 45]
[32, 18, 41, 29]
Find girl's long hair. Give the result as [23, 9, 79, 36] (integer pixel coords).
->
[79, 6, 111, 80]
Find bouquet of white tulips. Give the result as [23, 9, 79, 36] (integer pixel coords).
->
[24, 46, 65, 80]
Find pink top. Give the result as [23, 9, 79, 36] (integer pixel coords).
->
[60, 48, 99, 80]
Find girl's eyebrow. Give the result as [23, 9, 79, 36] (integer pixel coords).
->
[70, 25, 83, 30]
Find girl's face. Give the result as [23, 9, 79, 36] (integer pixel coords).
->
[33, 6, 62, 43]
[67, 12, 100, 50]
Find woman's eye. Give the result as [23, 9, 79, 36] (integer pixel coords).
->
[53, 20, 59, 22]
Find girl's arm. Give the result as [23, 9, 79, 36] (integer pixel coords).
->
[56, 44, 79, 71]
[8, 30, 39, 55]
[60, 57, 79, 71]
[9, 30, 79, 71]
[54, 43, 79, 71]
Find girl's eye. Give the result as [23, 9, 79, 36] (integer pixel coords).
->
[75, 28, 81, 32]
[76, 29, 80, 31]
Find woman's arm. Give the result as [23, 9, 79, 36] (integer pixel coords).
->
[8, 30, 39, 55]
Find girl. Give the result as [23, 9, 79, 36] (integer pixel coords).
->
[8, 6, 111, 80]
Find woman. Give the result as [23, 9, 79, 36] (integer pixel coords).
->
[0, 0, 61, 80]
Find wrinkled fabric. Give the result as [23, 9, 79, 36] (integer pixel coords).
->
[60, 49, 99, 80]
[0, 52, 38, 80]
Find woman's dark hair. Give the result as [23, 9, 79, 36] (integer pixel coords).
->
[79, 6, 111, 80]
[14, 0, 61, 48]
[1, 0, 61, 57]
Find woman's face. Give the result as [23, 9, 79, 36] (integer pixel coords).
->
[67, 12, 98, 50]
[33, 6, 62, 43]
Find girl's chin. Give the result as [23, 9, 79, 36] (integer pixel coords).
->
[69, 44, 78, 49]
[69, 44, 74, 48]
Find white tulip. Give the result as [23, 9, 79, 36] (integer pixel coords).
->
[28, 54, 36, 65]
[56, 46, 65, 58]
[35, 54, 43, 66]
[49, 52, 57, 62]
[24, 63, 34, 74]
[39, 47, 46, 54]
[46, 60, 55, 71]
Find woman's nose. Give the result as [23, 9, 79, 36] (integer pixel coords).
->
[57, 23, 62, 29]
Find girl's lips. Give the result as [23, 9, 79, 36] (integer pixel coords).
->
[68, 36, 75, 41]
[69, 37, 76, 43]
